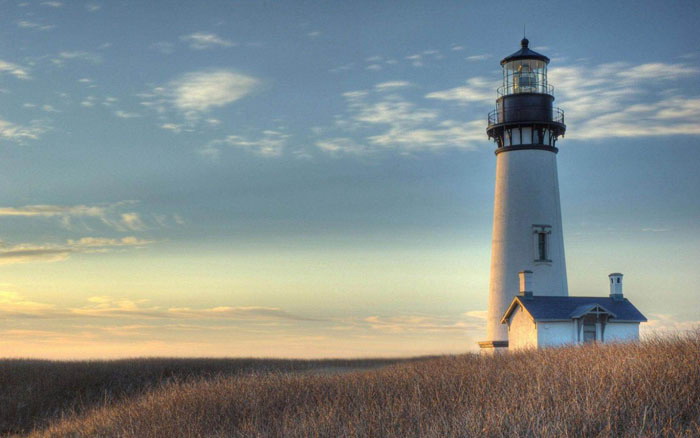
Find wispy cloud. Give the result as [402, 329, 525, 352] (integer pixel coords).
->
[404, 50, 444, 68]
[0, 236, 152, 265]
[17, 20, 55, 31]
[0, 293, 314, 321]
[40, 1, 63, 7]
[0, 291, 56, 316]
[0, 245, 72, 265]
[465, 54, 491, 62]
[53, 51, 102, 65]
[0, 118, 49, 143]
[642, 314, 700, 335]
[0, 201, 164, 232]
[316, 85, 484, 154]
[67, 236, 152, 247]
[0, 60, 31, 79]
[425, 77, 495, 104]
[375, 81, 412, 91]
[119, 212, 146, 231]
[361, 313, 484, 333]
[548, 61, 700, 139]
[203, 130, 289, 158]
[181, 32, 236, 50]
[316, 137, 372, 156]
[114, 110, 140, 119]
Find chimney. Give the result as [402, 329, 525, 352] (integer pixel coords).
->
[609, 273, 623, 301]
[519, 270, 533, 299]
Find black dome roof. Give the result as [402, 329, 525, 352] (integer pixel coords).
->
[500, 38, 550, 65]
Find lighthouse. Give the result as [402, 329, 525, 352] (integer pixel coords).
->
[479, 39, 568, 353]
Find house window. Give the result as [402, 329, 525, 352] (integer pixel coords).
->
[532, 225, 552, 262]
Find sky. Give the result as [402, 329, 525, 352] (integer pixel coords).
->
[0, 0, 698, 359]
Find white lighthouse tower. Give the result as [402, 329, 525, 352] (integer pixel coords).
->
[479, 39, 568, 353]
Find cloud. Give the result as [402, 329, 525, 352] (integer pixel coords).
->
[0, 236, 151, 265]
[0, 59, 30, 79]
[0, 245, 72, 265]
[165, 306, 318, 321]
[375, 81, 412, 91]
[143, 70, 261, 125]
[0, 118, 48, 143]
[404, 50, 444, 68]
[547, 61, 700, 139]
[360, 312, 486, 334]
[0, 201, 161, 232]
[465, 54, 491, 62]
[85, 3, 101, 12]
[54, 51, 102, 65]
[316, 86, 485, 154]
[0, 293, 314, 322]
[204, 130, 289, 158]
[425, 77, 495, 103]
[119, 212, 146, 231]
[171, 70, 259, 112]
[114, 110, 140, 119]
[181, 32, 236, 50]
[41, 1, 63, 6]
[17, 20, 55, 31]
[316, 137, 372, 156]
[642, 314, 700, 335]
[0, 204, 113, 218]
[67, 236, 152, 247]
[0, 291, 57, 316]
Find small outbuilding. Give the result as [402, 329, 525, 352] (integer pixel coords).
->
[501, 272, 647, 350]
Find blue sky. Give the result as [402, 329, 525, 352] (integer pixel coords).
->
[0, 0, 698, 358]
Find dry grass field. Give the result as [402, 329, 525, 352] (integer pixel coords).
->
[2, 331, 698, 437]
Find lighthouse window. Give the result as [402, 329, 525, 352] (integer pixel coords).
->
[543, 130, 551, 146]
[537, 233, 547, 260]
[532, 225, 552, 262]
[533, 129, 541, 144]
[503, 60, 548, 95]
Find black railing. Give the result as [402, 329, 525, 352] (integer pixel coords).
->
[488, 106, 565, 127]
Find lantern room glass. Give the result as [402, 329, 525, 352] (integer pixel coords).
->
[501, 59, 548, 96]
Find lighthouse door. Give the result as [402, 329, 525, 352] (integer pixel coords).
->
[583, 318, 597, 343]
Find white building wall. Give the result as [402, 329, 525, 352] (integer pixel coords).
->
[537, 321, 575, 347]
[604, 322, 640, 342]
[507, 305, 537, 350]
[486, 149, 568, 343]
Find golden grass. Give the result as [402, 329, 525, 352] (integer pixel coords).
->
[0, 357, 412, 436]
[7, 332, 700, 437]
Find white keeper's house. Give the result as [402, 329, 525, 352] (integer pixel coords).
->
[478, 39, 646, 353]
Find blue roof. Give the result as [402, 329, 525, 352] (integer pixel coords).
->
[502, 296, 647, 323]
